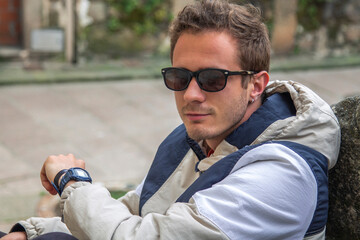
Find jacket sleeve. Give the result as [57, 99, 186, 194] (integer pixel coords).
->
[12, 217, 71, 240]
[61, 182, 228, 240]
[8, 182, 142, 240]
[191, 143, 319, 240]
[60, 144, 318, 240]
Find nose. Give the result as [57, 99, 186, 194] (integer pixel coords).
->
[183, 77, 206, 103]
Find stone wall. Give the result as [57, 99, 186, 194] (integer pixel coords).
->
[295, 0, 360, 58]
[327, 96, 360, 240]
[233, 0, 360, 57]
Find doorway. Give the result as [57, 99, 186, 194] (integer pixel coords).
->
[0, 0, 22, 46]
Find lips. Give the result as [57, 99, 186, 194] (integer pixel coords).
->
[185, 112, 210, 121]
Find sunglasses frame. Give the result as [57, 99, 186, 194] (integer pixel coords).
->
[161, 67, 258, 92]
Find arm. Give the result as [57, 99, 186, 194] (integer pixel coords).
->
[2, 154, 82, 240]
[38, 153, 227, 239]
[61, 183, 228, 240]
[56, 144, 318, 240]
[4, 217, 71, 240]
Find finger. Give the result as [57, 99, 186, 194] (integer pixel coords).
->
[40, 163, 57, 195]
[42, 179, 57, 195]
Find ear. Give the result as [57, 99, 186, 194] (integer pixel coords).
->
[249, 71, 269, 101]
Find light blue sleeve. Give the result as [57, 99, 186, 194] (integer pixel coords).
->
[192, 143, 318, 240]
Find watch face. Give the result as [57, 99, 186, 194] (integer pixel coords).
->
[75, 169, 89, 177]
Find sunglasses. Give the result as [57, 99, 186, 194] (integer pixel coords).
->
[161, 67, 257, 92]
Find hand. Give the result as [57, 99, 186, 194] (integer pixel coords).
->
[0, 232, 27, 240]
[40, 154, 86, 195]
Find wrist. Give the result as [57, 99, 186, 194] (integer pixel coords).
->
[64, 180, 76, 190]
[53, 169, 67, 190]
[57, 168, 92, 196]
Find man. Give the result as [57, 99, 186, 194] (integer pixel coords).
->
[1, 0, 340, 239]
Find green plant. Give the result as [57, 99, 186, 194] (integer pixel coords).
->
[106, 0, 173, 36]
[297, 0, 331, 31]
[110, 190, 128, 199]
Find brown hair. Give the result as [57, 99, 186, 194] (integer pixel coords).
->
[169, 0, 270, 86]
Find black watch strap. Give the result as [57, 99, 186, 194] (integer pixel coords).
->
[53, 169, 68, 189]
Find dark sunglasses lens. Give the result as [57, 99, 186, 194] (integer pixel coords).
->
[198, 70, 226, 91]
[164, 69, 189, 91]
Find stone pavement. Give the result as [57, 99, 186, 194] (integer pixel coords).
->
[0, 67, 360, 232]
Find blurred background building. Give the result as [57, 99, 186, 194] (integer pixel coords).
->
[0, 0, 359, 64]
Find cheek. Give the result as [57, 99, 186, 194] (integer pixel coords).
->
[174, 92, 184, 111]
[216, 89, 247, 117]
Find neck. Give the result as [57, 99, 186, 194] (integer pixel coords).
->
[202, 140, 213, 155]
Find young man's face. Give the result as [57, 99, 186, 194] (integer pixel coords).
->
[172, 31, 254, 148]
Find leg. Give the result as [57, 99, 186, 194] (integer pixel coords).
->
[34, 232, 78, 240]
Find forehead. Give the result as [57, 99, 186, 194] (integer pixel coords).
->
[172, 31, 240, 70]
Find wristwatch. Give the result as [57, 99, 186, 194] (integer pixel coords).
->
[53, 168, 92, 196]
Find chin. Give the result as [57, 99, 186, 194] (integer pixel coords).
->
[186, 128, 214, 141]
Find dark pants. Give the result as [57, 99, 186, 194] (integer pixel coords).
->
[0, 231, 78, 239]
